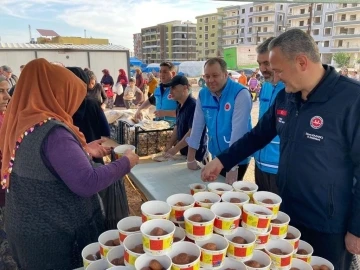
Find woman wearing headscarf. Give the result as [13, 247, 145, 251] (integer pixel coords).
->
[135, 68, 145, 105]
[101, 69, 115, 109]
[67, 67, 110, 164]
[147, 73, 158, 98]
[114, 69, 128, 107]
[0, 59, 139, 270]
[88, 73, 107, 108]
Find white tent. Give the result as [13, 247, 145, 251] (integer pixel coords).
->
[178, 61, 206, 78]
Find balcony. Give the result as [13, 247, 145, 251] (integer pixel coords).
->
[252, 31, 275, 37]
[287, 13, 310, 19]
[324, 21, 334, 28]
[223, 34, 239, 39]
[288, 25, 309, 30]
[331, 45, 360, 53]
[223, 24, 240, 29]
[288, 3, 309, 8]
[252, 20, 275, 26]
[142, 44, 159, 49]
[142, 31, 157, 36]
[332, 33, 360, 39]
[253, 8, 275, 16]
[223, 15, 240, 20]
[335, 4, 360, 13]
[334, 19, 360, 26]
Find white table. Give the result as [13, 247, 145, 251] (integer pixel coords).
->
[128, 160, 225, 201]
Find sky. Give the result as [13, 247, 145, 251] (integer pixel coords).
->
[0, 0, 247, 51]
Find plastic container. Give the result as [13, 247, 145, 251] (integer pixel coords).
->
[81, 242, 101, 269]
[123, 233, 144, 269]
[270, 211, 290, 239]
[207, 182, 233, 196]
[114, 144, 136, 159]
[117, 216, 142, 244]
[189, 183, 207, 195]
[166, 193, 195, 224]
[221, 191, 250, 210]
[193, 191, 221, 209]
[134, 254, 172, 270]
[140, 219, 175, 256]
[293, 240, 314, 263]
[291, 258, 312, 270]
[284, 225, 301, 253]
[168, 242, 201, 270]
[253, 191, 282, 219]
[184, 207, 215, 241]
[86, 259, 108, 270]
[243, 250, 271, 270]
[254, 226, 272, 250]
[195, 234, 229, 269]
[141, 200, 171, 222]
[241, 204, 273, 233]
[224, 227, 256, 262]
[310, 256, 334, 270]
[218, 257, 247, 270]
[210, 202, 241, 235]
[106, 245, 125, 268]
[232, 181, 258, 202]
[98, 230, 121, 258]
[265, 239, 294, 270]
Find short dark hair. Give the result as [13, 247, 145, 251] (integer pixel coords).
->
[256, 37, 275, 54]
[160, 61, 175, 71]
[20, 65, 25, 69]
[204, 57, 227, 73]
[269, 29, 320, 63]
[129, 78, 135, 83]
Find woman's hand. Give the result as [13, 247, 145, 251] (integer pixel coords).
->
[85, 139, 111, 158]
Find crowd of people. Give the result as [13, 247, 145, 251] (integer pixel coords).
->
[0, 28, 359, 269]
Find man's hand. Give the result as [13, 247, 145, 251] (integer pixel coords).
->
[345, 232, 360, 255]
[226, 167, 238, 185]
[101, 104, 106, 111]
[85, 139, 111, 158]
[154, 110, 166, 118]
[201, 158, 224, 182]
[123, 149, 139, 168]
[187, 160, 201, 170]
[135, 110, 143, 120]
[164, 147, 178, 158]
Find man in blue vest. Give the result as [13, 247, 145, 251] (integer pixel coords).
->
[186, 58, 252, 183]
[253, 37, 285, 194]
[135, 62, 177, 123]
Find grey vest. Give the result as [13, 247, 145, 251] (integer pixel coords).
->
[5, 120, 105, 270]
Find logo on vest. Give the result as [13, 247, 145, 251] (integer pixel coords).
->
[310, 116, 323, 129]
[224, 102, 231, 111]
[167, 94, 172, 100]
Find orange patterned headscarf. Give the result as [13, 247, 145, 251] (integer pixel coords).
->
[0, 58, 87, 188]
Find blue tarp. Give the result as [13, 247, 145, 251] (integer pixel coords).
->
[130, 57, 143, 67]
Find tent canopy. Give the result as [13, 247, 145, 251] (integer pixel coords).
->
[178, 61, 206, 78]
[130, 57, 143, 67]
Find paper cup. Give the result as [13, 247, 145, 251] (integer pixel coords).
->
[310, 256, 334, 270]
[140, 219, 175, 255]
[254, 226, 272, 250]
[135, 254, 172, 270]
[195, 234, 229, 269]
[174, 226, 186, 243]
[243, 250, 271, 270]
[232, 181, 258, 202]
[117, 216, 142, 244]
[141, 200, 171, 222]
[241, 204, 273, 233]
[221, 191, 250, 210]
[284, 226, 301, 253]
[123, 233, 144, 269]
[190, 183, 207, 195]
[210, 202, 241, 235]
[98, 230, 121, 258]
[114, 144, 136, 159]
[193, 191, 221, 209]
[294, 240, 313, 263]
[291, 258, 312, 270]
[167, 194, 195, 224]
[265, 239, 294, 270]
[168, 242, 201, 270]
[207, 182, 233, 196]
[270, 211, 290, 239]
[218, 257, 247, 270]
[86, 259, 108, 270]
[106, 245, 125, 268]
[253, 191, 282, 219]
[82, 242, 101, 269]
[184, 207, 215, 241]
[107, 267, 129, 270]
[224, 227, 256, 262]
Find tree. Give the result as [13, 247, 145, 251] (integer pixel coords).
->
[333, 52, 350, 67]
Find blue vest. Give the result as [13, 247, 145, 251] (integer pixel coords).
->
[199, 78, 251, 165]
[154, 85, 177, 123]
[253, 81, 285, 174]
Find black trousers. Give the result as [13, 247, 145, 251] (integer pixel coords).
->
[254, 164, 279, 194]
[292, 223, 353, 270]
[220, 164, 249, 180]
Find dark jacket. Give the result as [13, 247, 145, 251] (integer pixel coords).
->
[218, 65, 360, 237]
[87, 83, 107, 105]
[101, 75, 114, 86]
